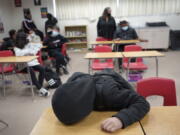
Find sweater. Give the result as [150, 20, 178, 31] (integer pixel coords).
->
[14, 42, 42, 67]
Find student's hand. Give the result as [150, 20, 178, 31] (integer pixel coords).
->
[101, 117, 123, 133]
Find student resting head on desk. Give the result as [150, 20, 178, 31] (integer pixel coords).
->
[52, 69, 150, 133]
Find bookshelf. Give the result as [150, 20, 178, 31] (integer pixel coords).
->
[65, 25, 87, 49]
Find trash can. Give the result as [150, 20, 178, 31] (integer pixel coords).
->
[170, 30, 180, 50]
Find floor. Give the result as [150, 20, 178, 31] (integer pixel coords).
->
[0, 50, 180, 135]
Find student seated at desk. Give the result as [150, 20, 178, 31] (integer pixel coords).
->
[14, 31, 50, 97]
[52, 69, 150, 133]
[43, 26, 69, 75]
[114, 20, 140, 51]
[0, 29, 16, 51]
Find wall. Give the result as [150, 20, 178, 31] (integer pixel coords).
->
[0, 0, 13, 39]
[59, 14, 180, 44]
[11, 0, 54, 33]
[1, 0, 180, 43]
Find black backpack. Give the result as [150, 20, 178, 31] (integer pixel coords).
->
[45, 67, 62, 89]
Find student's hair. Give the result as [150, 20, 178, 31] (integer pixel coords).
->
[9, 29, 16, 38]
[53, 26, 60, 31]
[102, 7, 111, 18]
[15, 32, 29, 49]
[47, 13, 53, 20]
[119, 20, 129, 25]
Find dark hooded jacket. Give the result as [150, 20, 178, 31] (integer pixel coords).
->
[52, 69, 150, 128]
[43, 34, 68, 57]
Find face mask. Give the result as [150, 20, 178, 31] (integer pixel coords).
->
[30, 32, 36, 37]
[51, 31, 59, 37]
[122, 26, 129, 31]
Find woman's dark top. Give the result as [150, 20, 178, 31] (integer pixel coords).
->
[97, 16, 116, 39]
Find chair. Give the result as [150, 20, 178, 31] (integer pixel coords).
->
[0, 50, 15, 96]
[123, 45, 148, 70]
[91, 45, 114, 72]
[96, 37, 108, 41]
[137, 77, 177, 106]
[48, 43, 68, 67]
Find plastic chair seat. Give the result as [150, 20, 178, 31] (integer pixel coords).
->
[0, 66, 14, 73]
[123, 62, 148, 70]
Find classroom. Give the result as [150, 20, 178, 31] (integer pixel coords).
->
[0, 0, 180, 135]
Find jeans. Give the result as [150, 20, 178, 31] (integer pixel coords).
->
[49, 49, 67, 73]
[22, 65, 45, 90]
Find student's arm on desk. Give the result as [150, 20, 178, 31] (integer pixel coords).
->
[113, 90, 150, 128]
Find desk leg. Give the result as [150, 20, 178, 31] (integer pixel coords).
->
[155, 57, 159, 77]
[1, 64, 5, 96]
[126, 58, 131, 80]
[88, 59, 90, 74]
[26, 65, 35, 99]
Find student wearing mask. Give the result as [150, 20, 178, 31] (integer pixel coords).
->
[0, 29, 16, 51]
[114, 20, 147, 51]
[43, 26, 69, 75]
[52, 69, 150, 133]
[114, 20, 147, 66]
[97, 7, 116, 40]
[45, 13, 58, 35]
[14, 31, 50, 97]
[22, 12, 44, 41]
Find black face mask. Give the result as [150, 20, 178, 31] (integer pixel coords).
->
[107, 13, 111, 17]
[47, 31, 52, 36]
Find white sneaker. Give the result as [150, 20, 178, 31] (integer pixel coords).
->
[39, 88, 50, 97]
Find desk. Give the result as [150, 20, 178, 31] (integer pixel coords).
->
[89, 40, 140, 45]
[122, 51, 164, 78]
[85, 52, 123, 73]
[140, 106, 180, 135]
[0, 56, 38, 97]
[30, 108, 144, 135]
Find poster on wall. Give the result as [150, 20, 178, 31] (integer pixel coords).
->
[34, 0, 41, 6]
[23, 8, 31, 18]
[41, 7, 48, 18]
[14, 0, 22, 7]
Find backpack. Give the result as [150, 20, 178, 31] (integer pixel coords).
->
[45, 67, 62, 89]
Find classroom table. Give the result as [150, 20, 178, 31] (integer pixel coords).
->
[0, 56, 38, 97]
[122, 51, 165, 78]
[89, 40, 141, 51]
[140, 106, 180, 135]
[89, 40, 140, 45]
[84, 52, 123, 73]
[30, 108, 144, 135]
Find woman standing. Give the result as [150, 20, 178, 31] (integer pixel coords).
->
[97, 7, 116, 40]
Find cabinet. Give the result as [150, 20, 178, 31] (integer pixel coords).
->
[65, 25, 87, 49]
[136, 27, 170, 49]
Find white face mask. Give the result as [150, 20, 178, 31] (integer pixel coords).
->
[51, 31, 59, 37]
[122, 26, 129, 31]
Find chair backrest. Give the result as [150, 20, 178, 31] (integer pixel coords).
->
[94, 45, 112, 62]
[0, 50, 14, 71]
[123, 45, 143, 63]
[61, 43, 67, 56]
[137, 77, 177, 106]
[96, 37, 108, 41]
[0, 50, 14, 57]
[37, 51, 43, 65]
[94, 45, 112, 53]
